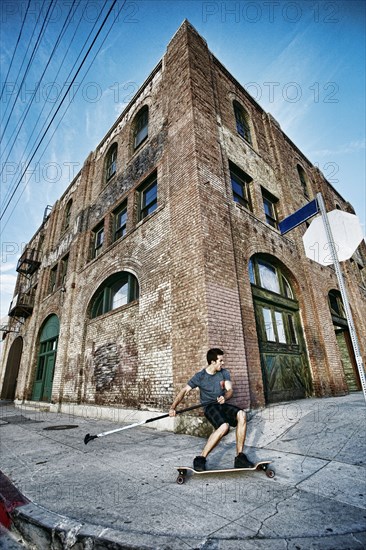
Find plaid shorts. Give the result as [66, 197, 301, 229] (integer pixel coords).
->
[204, 403, 241, 430]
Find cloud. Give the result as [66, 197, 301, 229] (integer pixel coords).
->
[0, 261, 18, 316]
[0, 263, 17, 273]
[309, 139, 366, 157]
[0, 272, 17, 294]
[0, 272, 17, 317]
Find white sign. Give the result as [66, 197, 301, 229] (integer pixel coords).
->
[303, 210, 364, 265]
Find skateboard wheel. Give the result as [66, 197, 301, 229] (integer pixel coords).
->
[266, 469, 275, 478]
[176, 475, 185, 485]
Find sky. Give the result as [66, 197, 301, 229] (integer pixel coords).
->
[0, 0, 365, 321]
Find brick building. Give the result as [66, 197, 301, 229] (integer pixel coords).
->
[1, 21, 365, 431]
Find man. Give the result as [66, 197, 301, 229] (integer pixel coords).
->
[169, 348, 254, 471]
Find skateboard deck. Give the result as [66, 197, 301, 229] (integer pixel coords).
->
[175, 461, 274, 484]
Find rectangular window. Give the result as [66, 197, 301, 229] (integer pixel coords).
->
[229, 162, 252, 210]
[275, 311, 287, 343]
[106, 148, 117, 181]
[111, 282, 128, 309]
[139, 173, 157, 220]
[114, 203, 127, 241]
[92, 223, 104, 258]
[60, 254, 69, 286]
[262, 307, 276, 342]
[36, 356, 45, 381]
[262, 188, 278, 229]
[297, 165, 310, 199]
[287, 314, 298, 344]
[49, 265, 58, 293]
[134, 108, 149, 149]
[358, 263, 366, 287]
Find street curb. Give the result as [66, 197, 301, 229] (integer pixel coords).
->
[9, 502, 366, 550]
[0, 472, 29, 530]
[2, 485, 366, 549]
[11, 501, 200, 549]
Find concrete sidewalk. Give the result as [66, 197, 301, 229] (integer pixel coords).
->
[0, 393, 365, 549]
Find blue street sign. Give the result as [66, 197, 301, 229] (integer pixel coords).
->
[279, 198, 319, 235]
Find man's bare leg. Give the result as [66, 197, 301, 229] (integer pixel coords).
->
[235, 410, 247, 455]
[201, 423, 229, 458]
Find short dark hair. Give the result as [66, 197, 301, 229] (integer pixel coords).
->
[207, 348, 224, 364]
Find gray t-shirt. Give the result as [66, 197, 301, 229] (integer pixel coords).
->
[188, 368, 231, 405]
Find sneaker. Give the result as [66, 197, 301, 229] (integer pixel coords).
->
[234, 453, 254, 469]
[193, 456, 206, 471]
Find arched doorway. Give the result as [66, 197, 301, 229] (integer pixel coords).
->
[249, 255, 312, 403]
[31, 315, 59, 402]
[1, 337, 23, 399]
[328, 290, 361, 391]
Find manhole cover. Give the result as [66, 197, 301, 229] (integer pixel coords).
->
[43, 425, 79, 431]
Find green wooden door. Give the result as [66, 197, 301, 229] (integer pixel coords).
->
[329, 290, 361, 392]
[32, 339, 58, 401]
[336, 330, 361, 392]
[32, 316, 59, 402]
[254, 299, 311, 403]
[250, 256, 312, 405]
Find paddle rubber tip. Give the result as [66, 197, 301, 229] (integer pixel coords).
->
[84, 433, 98, 445]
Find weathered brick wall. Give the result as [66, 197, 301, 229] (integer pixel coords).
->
[163, 23, 210, 405]
[51, 64, 173, 409]
[2, 20, 365, 425]
[184, 25, 251, 409]
[181, 21, 365, 406]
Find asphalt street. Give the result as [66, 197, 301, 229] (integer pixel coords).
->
[0, 392, 365, 549]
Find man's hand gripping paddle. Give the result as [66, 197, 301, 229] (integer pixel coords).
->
[84, 401, 216, 445]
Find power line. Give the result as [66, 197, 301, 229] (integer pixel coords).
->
[0, 0, 45, 131]
[0, 0, 31, 103]
[0, 0, 55, 143]
[0, 0, 107, 212]
[1, 0, 128, 236]
[0, 0, 121, 225]
[0, 0, 78, 184]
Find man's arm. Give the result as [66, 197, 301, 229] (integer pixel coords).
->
[169, 384, 192, 416]
[217, 380, 233, 404]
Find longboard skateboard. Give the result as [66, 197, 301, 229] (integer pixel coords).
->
[175, 461, 274, 484]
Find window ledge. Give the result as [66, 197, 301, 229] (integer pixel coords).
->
[233, 202, 296, 245]
[82, 203, 164, 271]
[42, 286, 63, 302]
[88, 299, 139, 324]
[131, 136, 149, 160]
[102, 172, 117, 191]
[136, 203, 164, 228]
[235, 132, 258, 154]
[89, 230, 130, 262]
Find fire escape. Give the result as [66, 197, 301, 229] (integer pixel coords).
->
[8, 248, 41, 319]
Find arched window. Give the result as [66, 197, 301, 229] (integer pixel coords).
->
[233, 101, 252, 145]
[63, 199, 72, 230]
[297, 165, 310, 199]
[90, 272, 139, 319]
[105, 143, 118, 182]
[249, 257, 293, 299]
[133, 106, 149, 149]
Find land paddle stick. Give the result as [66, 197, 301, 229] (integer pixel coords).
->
[84, 401, 217, 444]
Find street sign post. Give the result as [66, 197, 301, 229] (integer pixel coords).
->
[308, 193, 366, 403]
[303, 209, 364, 265]
[279, 199, 319, 235]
